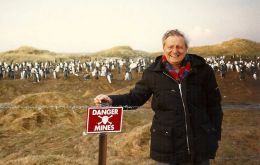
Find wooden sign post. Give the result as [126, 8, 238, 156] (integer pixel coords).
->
[86, 107, 123, 165]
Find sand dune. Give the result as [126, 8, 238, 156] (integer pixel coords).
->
[11, 92, 74, 105]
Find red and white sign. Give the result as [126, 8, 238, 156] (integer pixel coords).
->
[86, 107, 123, 133]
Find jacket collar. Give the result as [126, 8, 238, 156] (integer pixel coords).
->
[150, 54, 206, 72]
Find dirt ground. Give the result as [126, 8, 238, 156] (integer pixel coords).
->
[0, 70, 259, 165]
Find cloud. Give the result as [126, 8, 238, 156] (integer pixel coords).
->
[187, 26, 214, 46]
[189, 26, 212, 39]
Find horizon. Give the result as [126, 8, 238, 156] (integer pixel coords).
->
[0, 38, 260, 54]
[1, 0, 259, 53]
[0, 37, 257, 54]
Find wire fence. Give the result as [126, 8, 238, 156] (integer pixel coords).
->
[0, 104, 89, 110]
[1, 104, 260, 111]
[0, 104, 145, 111]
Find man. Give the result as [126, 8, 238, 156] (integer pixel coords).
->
[94, 29, 223, 165]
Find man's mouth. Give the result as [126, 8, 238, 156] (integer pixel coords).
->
[170, 53, 180, 57]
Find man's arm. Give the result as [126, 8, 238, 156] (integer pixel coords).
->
[109, 71, 152, 109]
[206, 65, 223, 140]
[94, 71, 152, 109]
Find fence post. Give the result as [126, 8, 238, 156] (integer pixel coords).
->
[98, 132, 107, 165]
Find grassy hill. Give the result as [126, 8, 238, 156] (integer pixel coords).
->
[0, 46, 89, 63]
[0, 46, 57, 63]
[89, 46, 150, 58]
[189, 38, 260, 57]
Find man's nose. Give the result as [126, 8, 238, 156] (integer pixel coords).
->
[172, 47, 178, 53]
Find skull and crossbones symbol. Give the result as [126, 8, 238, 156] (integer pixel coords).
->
[98, 115, 113, 125]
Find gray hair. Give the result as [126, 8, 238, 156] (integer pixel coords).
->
[162, 29, 189, 48]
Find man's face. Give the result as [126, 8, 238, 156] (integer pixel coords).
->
[163, 35, 188, 67]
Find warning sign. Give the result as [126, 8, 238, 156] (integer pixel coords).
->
[86, 107, 123, 133]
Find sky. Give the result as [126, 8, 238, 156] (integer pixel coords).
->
[0, 0, 259, 53]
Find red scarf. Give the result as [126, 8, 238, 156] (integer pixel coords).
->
[162, 55, 191, 81]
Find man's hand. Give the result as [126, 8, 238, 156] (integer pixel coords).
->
[94, 94, 112, 106]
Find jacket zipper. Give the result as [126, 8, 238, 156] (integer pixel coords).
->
[163, 72, 191, 155]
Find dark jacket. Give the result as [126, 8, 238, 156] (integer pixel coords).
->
[110, 54, 223, 163]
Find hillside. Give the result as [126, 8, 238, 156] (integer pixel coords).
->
[0, 46, 56, 63]
[189, 38, 260, 57]
[0, 46, 84, 63]
[90, 46, 150, 58]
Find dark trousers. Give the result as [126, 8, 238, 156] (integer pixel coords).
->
[156, 159, 210, 165]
